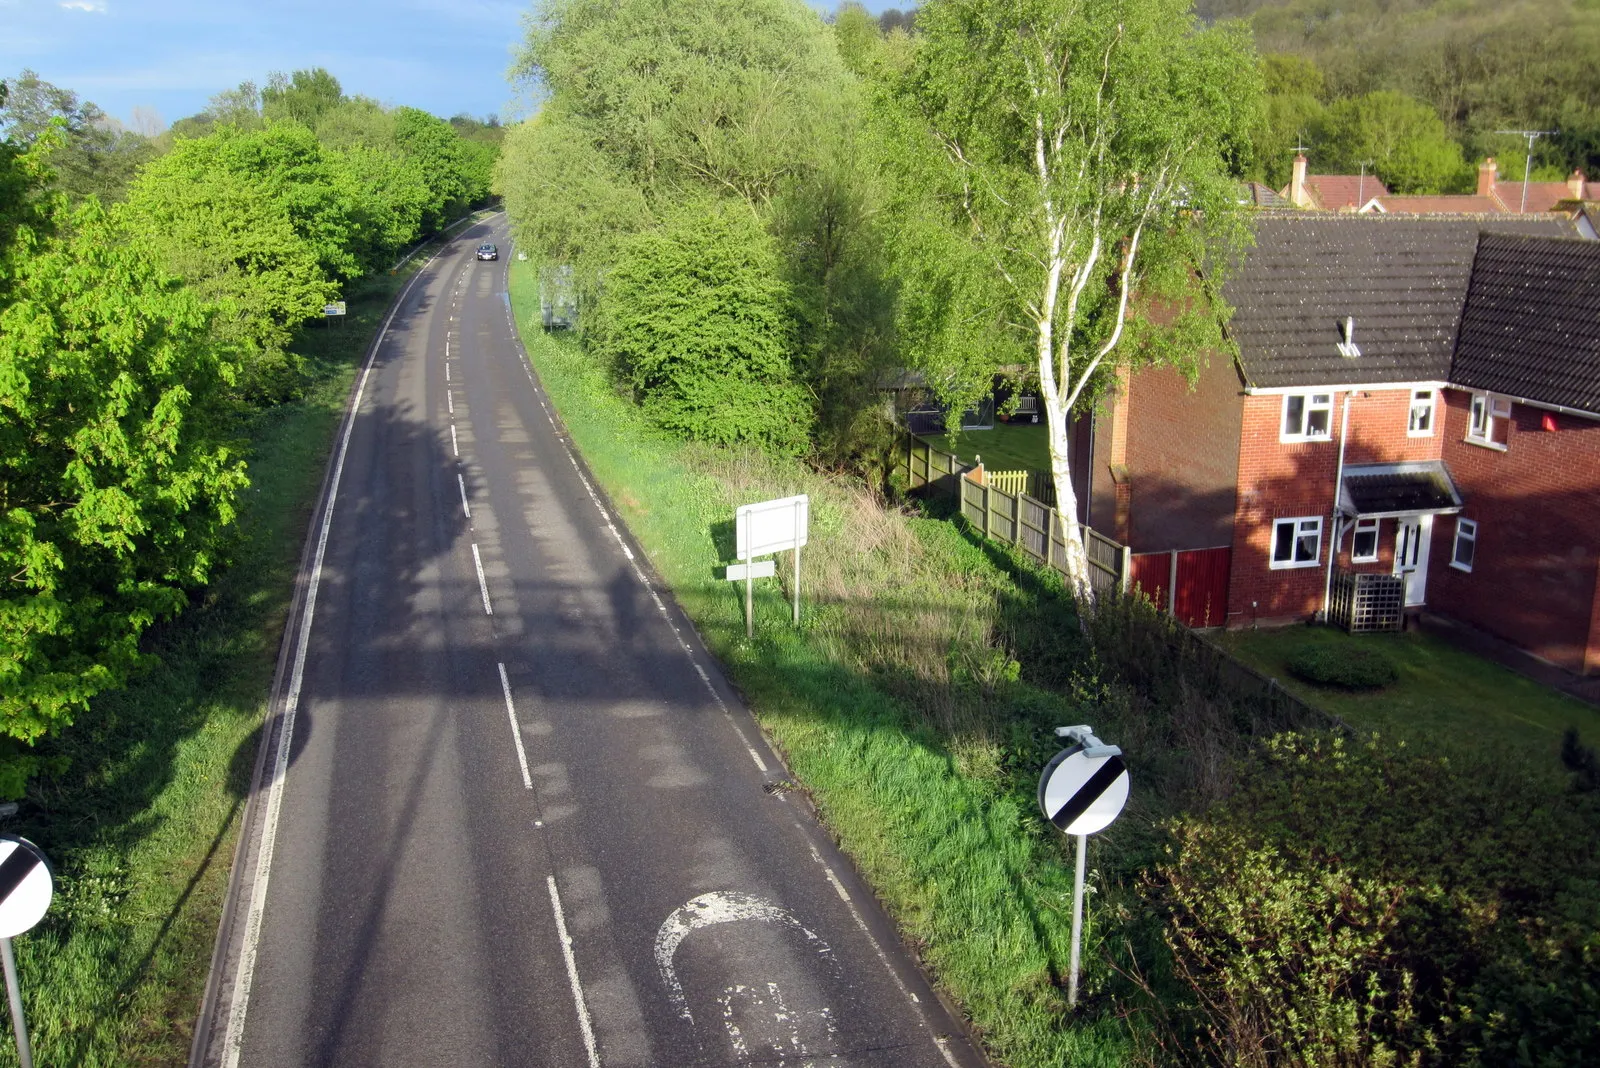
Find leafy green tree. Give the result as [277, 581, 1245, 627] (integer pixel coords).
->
[393, 106, 475, 232]
[0, 196, 247, 792]
[0, 69, 155, 204]
[594, 199, 811, 453]
[261, 68, 345, 128]
[900, 0, 1260, 599]
[1318, 89, 1468, 194]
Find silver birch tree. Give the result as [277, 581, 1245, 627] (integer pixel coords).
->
[903, 0, 1259, 601]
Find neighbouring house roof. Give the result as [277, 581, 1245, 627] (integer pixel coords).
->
[1224, 214, 1579, 389]
[1365, 195, 1506, 215]
[1338, 461, 1463, 518]
[1452, 233, 1600, 416]
[1296, 174, 1392, 211]
[1493, 180, 1581, 215]
[1243, 182, 1290, 208]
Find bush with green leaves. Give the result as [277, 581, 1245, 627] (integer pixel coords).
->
[1289, 642, 1399, 690]
[1149, 732, 1600, 1067]
[594, 199, 812, 454]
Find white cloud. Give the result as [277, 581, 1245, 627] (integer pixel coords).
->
[59, 0, 107, 11]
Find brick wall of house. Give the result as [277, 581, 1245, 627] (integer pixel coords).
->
[1430, 391, 1600, 674]
[1124, 357, 1243, 551]
[1226, 385, 1447, 625]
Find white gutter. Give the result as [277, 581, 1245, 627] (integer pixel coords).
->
[1321, 392, 1354, 622]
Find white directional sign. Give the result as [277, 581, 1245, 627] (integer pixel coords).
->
[0, 837, 51, 939]
[1038, 746, 1129, 836]
[736, 495, 809, 559]
[725, 560, 776, 582]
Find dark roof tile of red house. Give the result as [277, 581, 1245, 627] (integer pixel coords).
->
[1453, 233, 1600, 415]
[1224, 214, 1579, 389]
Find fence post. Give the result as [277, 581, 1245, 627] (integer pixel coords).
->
[1119, 544, 1131, 593]
[1012, 492, 1021, 549]
[1167, 549, 1179, 616]
[1046, 509, 1056, 570]
[982, 483, 991, 540]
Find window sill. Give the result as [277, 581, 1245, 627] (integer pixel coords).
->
[1450, 561, 1474, 573]
[1269, 560, 1323, 570]
[1351, 556, 1379, 565]
[1279, 435, 1333, 445]
[1463, 435, 1507, 452]
[1406, 429, 1434, 439]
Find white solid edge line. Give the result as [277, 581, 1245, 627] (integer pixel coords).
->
[458, 472, 472, 519]
[547, 876, 602, 1068]
[219, 236, 455, 1068]
[496, 663, 534, 790]
[472, 543, 493, 615]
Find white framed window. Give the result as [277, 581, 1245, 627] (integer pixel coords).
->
[1407, 389, 1436, 437]
[1281, 392, 1334, 442]
[1467, 393, 1511, 448]
[1451, 518, 1477, 572]
[1271, 516, 1324, 569]
[1351, 518, 1380, 563]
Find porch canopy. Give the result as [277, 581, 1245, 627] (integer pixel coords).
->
[1337, 461, 1463, 519]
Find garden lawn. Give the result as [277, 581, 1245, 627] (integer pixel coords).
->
[1213, 625, 1600, 761]
[928, 421, 1050, 473]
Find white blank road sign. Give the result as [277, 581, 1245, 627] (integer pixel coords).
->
[736, 495, 809, 559]
[1038, 749, 1129, 836]
[0, 836, 52, 938]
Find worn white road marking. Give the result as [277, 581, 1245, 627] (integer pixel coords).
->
[934, 1035, 962, 1067]
[444, 362, 450, 382]
[472, 543, 493, 615]
[547, 876, 602, 1068]
[457, 473, 471, 519]
[447, 390, 454, 415]
[496, 663, 533, 789]
[805, 838, 921, 1008]
[451, 423, 459, 457]
[653, 892, 832, 1024]
[219, 237, 451, 1068]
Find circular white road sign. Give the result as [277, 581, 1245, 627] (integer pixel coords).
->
[0, 836, 52, 938]
[1037, 747, 1130, 836]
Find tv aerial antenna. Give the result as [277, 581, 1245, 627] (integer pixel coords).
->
[1495, 129, 1558, 213]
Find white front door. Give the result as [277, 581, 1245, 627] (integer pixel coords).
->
[1393, 515, 1433, 606]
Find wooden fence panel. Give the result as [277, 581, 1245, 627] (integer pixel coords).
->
[1174, 547, 1231, 629]
[1130, 552, 1170, 607]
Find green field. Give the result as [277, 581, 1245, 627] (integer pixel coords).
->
[928, 421, 1051, 472]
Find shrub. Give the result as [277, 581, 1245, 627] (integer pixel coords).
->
[593, 198, 812, 455]
[1288, 643, 1398, 690]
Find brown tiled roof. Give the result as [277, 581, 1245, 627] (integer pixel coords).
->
[1372, 195, 1505, 215]
[1244, 181, 1290, 207]
[1492, 181, 1578, 215]
[1453, 233, 1600, 415]
[1305, 174, 1390, 211]
[1223, 214, 1579, 389]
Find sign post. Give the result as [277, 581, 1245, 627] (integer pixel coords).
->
[728, 495, 809, 638]
[1038, 725, 1128, 1007]
[0, 835, 53, 1068]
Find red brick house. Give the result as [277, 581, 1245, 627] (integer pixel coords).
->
[1083, 214, 1600, 675]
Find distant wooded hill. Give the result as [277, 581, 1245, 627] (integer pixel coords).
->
[1197, 0, 1600, 176]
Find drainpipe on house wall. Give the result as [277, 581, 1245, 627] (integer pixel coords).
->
[1321, 392, 1354, 622]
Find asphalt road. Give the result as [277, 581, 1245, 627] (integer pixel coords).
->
[194, 219, 984, 1068]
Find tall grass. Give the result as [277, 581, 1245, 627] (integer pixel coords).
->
[0, 259, 427, 1067]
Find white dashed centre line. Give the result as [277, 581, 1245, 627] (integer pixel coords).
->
[458, 473, 472, 519]
[496, 663, 534, 790]
[447, 390, 454, 415]
[547, 876, 602, 1068]
[450, 423, 459, 457]
[471, 543, 493, 615]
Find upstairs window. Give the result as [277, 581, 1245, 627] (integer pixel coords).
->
[1351, 518, 1380, 563]
[1467, 393, 1511, 448]
[1451, 518, 1478, 572]
[1271, 516, 1323, 569]
[1408, 389, 1436, 437]
[1282, 392, 1333, 442]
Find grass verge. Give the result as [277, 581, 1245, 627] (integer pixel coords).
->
[509, 260, 1128, 1066]
[928, 422, 1050, 472]
[3, 256, 429, 1067]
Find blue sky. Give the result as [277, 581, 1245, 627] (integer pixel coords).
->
[1, 0, 911, 130]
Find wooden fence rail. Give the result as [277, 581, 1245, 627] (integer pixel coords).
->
[899, 432, 1127, 596]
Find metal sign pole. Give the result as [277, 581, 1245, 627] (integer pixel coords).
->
[2, 937, 32, 1068]
[1068, 832, 1087, 1007]
[744, 540, 754, 641]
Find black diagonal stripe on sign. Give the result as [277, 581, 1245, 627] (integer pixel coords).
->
[0, 846, 39, 907]
[1049, 755, 1127, 833]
